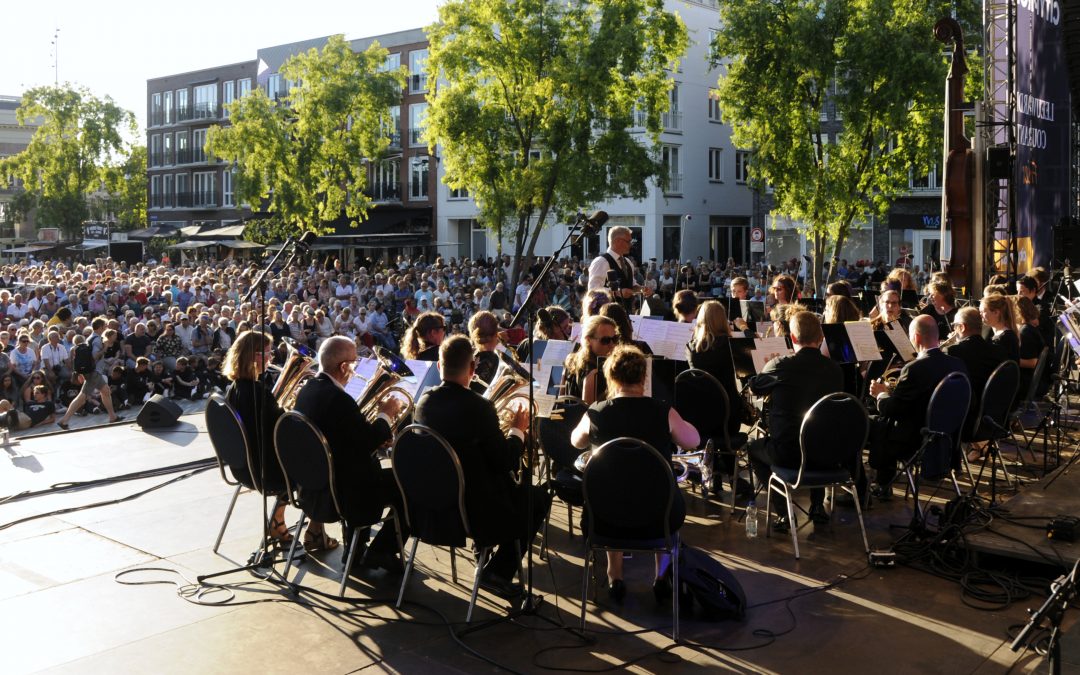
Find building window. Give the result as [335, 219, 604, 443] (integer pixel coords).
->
[371, 159, 400, 201]
[150, 135, 161, 167]
[176, 173, 190, 207]
[471, 221, 488, 259]
[150, 175, 161, 209]
[176, 88, 189, 121]
[662, 145, 681, 194]
[267, 74, 283, 100]
[222, 81, 234, 118]
[909, 166, 936, 190]
[163, 174, 174, 208]
[663, 83, 681, 131]
[409, 49, 428, 93]
[409, 156, 429, 200]
[735, 150, 751, 184]
[409, 103, 428, 146]
[223, 170, 234, 207]
[163, 91, 173, 125]
[192, 129, 207, 164]
[175, 131, 189, 165]
[193, 171, 215, 207]
[383, 105, 401, 147]
[382, 53, 401, 73]
[663, 215, 681, 262]
[708, 148, 723, 182]
[163, 134, 174, 166]
[449, 186, 469, 200]
[707, 89, 722, 123]
[238, 78, 251, 98]
[193, 84, 217, 119]
[151, 93, 162, 127]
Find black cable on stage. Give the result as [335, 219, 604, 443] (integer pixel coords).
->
[0, 457, 216, 505]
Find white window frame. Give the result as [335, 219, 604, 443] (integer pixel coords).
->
[150, 175, 161, 208]
[222, 80, 234, 118]
[192, 128, 208, 164]
[151, 93, 162, 126]
[409, 155, 429, 200]
[163, 133, 174, 166]
[193, 171, 216, 206]
[382, 53, 401, 73]
[238, 78, 252, 98]
[708, 147, 723, 182]
[662, 145, 682, 194]
[223, 169, 235, 207]
[193, 84, 217, 119]
[164, 91, 173, 125]
[735, 150, 751, 184]
[409, 103, 428, 147]
[175, 130, 189, 165]
[707, 89, 722, 123]
[150, 135, 161, 167]
[176, 89, 189, 119]
[409, 49, 428, 93]
[162, 174, 174, 208]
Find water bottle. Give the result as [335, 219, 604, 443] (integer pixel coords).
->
[745, 500, 758, 538]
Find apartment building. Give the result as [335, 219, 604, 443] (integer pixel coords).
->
[146, 60, 259, 233]
[0, 95, 40, 239]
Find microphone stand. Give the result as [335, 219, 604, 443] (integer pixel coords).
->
[1010, 557, 1078, 675]
[459, 214, 590, 641]
[200, 236, 307, 589]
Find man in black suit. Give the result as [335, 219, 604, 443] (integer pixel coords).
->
[944, 307, 1004, 435]
[413, 335, 551, 597]
[749, 311, 845, 531]
[293, 335, 406, 571]
[869, 315, 968, 495]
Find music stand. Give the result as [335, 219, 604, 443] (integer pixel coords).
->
[1010, 558, 1078, 675]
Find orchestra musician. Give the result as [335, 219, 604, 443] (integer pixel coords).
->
[1015, 295, 1050, 398]
[570, 345, 699, 603]
[293, 336, 407, 569]
[468, 310, 501, 388]
[562, 315, 618, 404]
[673, 289, 699, 323]
[868, 316, 967, 498]
[599, 302, 652, 355]
[401, 311, 445, 361]
[1017, 275, 1055, 350]
[980, 293, 1020, 363]
[587, 226, 653, 311]
[823, 295, 864, 398]
[869, 289, 912, 333]
[748, 311, 844, 531]
[413, 335, 551, 599]
[943, 307, 1003, 438]
[919, 281, 958, 339]
[767, 274, 797, 308]
[222, 330, 292, 545]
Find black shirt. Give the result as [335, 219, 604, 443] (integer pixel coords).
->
[588, 397, 673, 459]
[24, 399, 54, 426]
[991, 329, 1020, 363]
[124, 334, 153, 358]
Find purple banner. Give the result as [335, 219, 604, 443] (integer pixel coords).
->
[1016, 0, 1071, 268]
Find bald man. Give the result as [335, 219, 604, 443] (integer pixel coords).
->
[868, 315, 968, 497]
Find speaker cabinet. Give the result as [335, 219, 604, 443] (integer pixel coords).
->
[137, 394, 183, 428]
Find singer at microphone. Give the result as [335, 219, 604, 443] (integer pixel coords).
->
[586, 221, 653, 310]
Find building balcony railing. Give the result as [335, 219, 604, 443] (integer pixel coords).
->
[632, 109, 648, 128]
[150, 194, 163, 209]
[193, 103, 219, 121]
[175, 148, 194, 165]
[663, 173, 683, 196]
[149, 152, 163, 167]
[365, 183, 401, 202]
[385, 131, 402, 149]
[174, 191, 218, 209]
[177, 105, 193, 122]
[662, 111, 682, 131]
[150, 111, 165, 127]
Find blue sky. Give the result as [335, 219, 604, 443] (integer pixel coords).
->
[1, 0, 442, 135]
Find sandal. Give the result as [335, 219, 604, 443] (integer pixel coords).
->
[268, 516, 294, 545]
[303, 528, 340, 552]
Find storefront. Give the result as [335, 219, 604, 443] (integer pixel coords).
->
[763, 214, 875, 269]
[887, 212, 942, 274]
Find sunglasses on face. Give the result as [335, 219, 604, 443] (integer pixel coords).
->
[592, 335, 618, 345]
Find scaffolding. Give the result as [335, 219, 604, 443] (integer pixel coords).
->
[982, 0, 1017, 279]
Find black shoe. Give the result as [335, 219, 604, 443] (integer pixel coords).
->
[772, 516, 790, 534]
[809, 503, 830, 525]
[360, 549, 404, 574]
[480, 571, 524, 599]
[870, 483, 893, 502]
[652, 576, 673, 603]
[608, 578, 627, 604]
[833, 492, 855, 507]
[734, 478, 755, 502]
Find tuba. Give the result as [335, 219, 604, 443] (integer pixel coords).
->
[270, 338, 317, 410]
[356, 346, 415, 433]
[483, 347, 536, 484]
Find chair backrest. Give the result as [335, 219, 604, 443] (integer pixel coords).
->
[582, 437, 675, 541]
[796, 392, 869, 487]
[205, 393, 253, 490]
[1018, 346, 1051, 410]
[922, 372, 971, 479]
[674, 368, 729, 449]
[273, 411, 335, 514]
[391, 424, 471, 538]
[974, 360, 1020, 438]
[537, 395, 588, 469]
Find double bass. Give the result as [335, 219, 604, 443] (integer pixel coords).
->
[935, 18, 974, 292]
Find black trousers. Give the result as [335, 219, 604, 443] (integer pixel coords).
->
[867, 416, 920, 487]
[485, 483, 552, 580]
[748, 438, 825, 516]
[343, 468, 410, 555]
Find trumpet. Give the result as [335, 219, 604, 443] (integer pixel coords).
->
[940, 330, 962, 350]
[270, 338, 317, 409]
[356, 346, 415, 433]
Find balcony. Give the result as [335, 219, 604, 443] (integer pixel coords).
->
[366, 182, 401, 203]
[385, 131, 402, 149]
[632, 109, 648, 128]
[149, 110, 164, 127]
[663, 173, 683, 196]
[177, 105, 193, 122]
[662, 111, 682, 132]
[193, 103, 219, 121]
[175, 148, 193, 165]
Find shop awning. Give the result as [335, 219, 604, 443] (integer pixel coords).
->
[218, 240, 264, 249]
[69, 242, 110, 251]
[167, 241, 216, 250]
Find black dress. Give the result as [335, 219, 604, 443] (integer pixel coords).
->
[685, 338, 741, 436]
[1018, 323, 1048, 398]
[992, 329, 1021, 363]
[586, 396, 685, 537]
[225, 379, 286, 494]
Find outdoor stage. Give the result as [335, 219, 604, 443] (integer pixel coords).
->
[0, 413, 1073, 674]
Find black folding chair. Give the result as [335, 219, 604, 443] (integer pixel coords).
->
[766, 393, 870, 560]
[536, 395, 587, 558]
[1010, 347, 1056, 467]
[895, 372, 971, 528]
[580, 437, 681, 642]
[963, 361, 1020, 501]
[205, 393, 290, 555]
[392, 423, 521, 623]
[274, 410, 401, 597]
[673, 368, 750, 510]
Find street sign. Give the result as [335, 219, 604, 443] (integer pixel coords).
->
[750, 226, 764, 253]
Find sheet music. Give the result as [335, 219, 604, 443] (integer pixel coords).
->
[639, 299, 653, 317]
[533, 392, 557, 418]
[397, 360, 433, 398]
[636, 318, 668, 345]
[752, 337, 791, 373]
[885, 321, 918, 362]
[344, 357, 379, 401]
[569, 322, 581, 342]
[629, 314, 643, 338]
[844, 321, 882, 361]
[634, 319, 693, 361]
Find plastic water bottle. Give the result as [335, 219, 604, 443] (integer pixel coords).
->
[745, 501, 759, 538]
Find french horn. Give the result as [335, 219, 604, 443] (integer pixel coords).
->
[356, 346, 415, 433]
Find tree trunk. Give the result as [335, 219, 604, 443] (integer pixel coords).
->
[828, 232, 848, 287]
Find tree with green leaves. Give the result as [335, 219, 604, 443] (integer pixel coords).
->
[0, 85, 135, 238]
[207, 34, 406, 236]
[712, 0, 979, 293]
[101, 145, 147, 230]
[425, 0, 688, 286]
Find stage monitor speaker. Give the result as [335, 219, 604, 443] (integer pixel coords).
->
[1054, 226, 1080, 267]
[985, 145, 1012, 180]
[137, 395, 182, 428]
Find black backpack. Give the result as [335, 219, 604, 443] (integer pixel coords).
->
[73, 343, 95, 375]
[676, 544, 747, 620]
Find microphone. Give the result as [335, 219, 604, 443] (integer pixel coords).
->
[571, 210, 609, 245]
[295, 231, 317, 250]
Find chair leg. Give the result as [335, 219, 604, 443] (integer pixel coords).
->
[784, 485, 799, 559]
[450, 547, 458, 584]
[540, 504, 552, 562]
[764, 477, 773, 538]
[338, 526, 363, 598]
[950, 470, 962, 497]
[671, 536, 680, 643]
[282, 512, 307, 582]
[467, 547, 491, 623]
[960, 444, 976, 488]
[850, 482, 870, 554]
[212, 485, 242, 554]
[579, 543, 591, 632]
[515, 540, 525, 585]
[567, 503, 574, 538]
[904, 467, 923, 522]
[395, 537, 420, 609]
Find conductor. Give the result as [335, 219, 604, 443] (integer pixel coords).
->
[588, 226, 653, 310]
